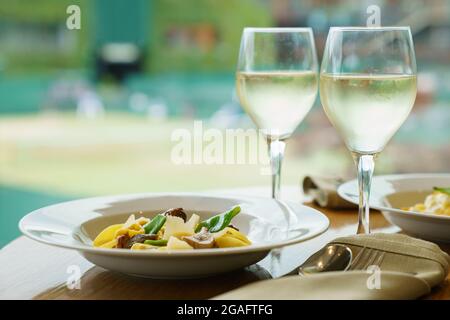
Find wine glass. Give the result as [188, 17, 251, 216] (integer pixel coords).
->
[320, 27, 417, 233]
[236, 28, 318, 199]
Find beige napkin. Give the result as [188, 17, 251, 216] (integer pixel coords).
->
[213, 233, 449, 300]
[213, 271, 430, 300]
[302, 175, 356, 209]
[331, 233, 449, 288]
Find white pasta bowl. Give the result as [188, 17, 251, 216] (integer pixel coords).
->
[338, 173, 450, 243]
[19, 193, 329, 278]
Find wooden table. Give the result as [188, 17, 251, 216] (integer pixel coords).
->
[0, 186, 448, 300]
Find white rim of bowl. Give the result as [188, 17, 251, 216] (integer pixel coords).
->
[19, 193, 330, 257]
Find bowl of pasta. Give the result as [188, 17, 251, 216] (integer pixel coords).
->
[19, 192, 329, 278]
[339, 173, 450, 243]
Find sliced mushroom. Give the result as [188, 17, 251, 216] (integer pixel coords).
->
[163, 208, 187, 222]
[116, 234, 130, 249]
[124, 234, 158, 249]
[182, 227, 215, 249]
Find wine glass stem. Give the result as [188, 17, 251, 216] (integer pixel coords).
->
[354, 153, 375, 234]
[268, 139, 286, 200]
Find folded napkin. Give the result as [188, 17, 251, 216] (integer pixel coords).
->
[302, 176, 357, 209]
[331, 233, 449, 288]
[213, 233, 449, 300]
[213, 271, 430, 300]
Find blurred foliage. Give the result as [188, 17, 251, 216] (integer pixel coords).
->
[148, 0, 272, 73]
[0, 0, 272, 74]
[0, 0, 83, 22]
[0, 0, 90, 73]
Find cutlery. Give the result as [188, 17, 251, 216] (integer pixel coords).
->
[284, 245, 386, 277]
[284, 244, 353, 276]
[348, 248, 385, 271]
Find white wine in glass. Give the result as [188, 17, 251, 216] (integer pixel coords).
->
[236, 28, 318, 199]
[320, 73, 417, 153]
[237, 71, 318, 140]
[320, 27, 417, 233]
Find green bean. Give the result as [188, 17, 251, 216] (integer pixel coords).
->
[434, 187, 450, 196]
[195, 205, 241, 233]
[143, 239, 168, 246]
[144, 214, 166, 234]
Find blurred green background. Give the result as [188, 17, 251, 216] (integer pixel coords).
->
[1, 0, 449, 247]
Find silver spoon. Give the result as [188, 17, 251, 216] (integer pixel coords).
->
[284, 244, 353, 276]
